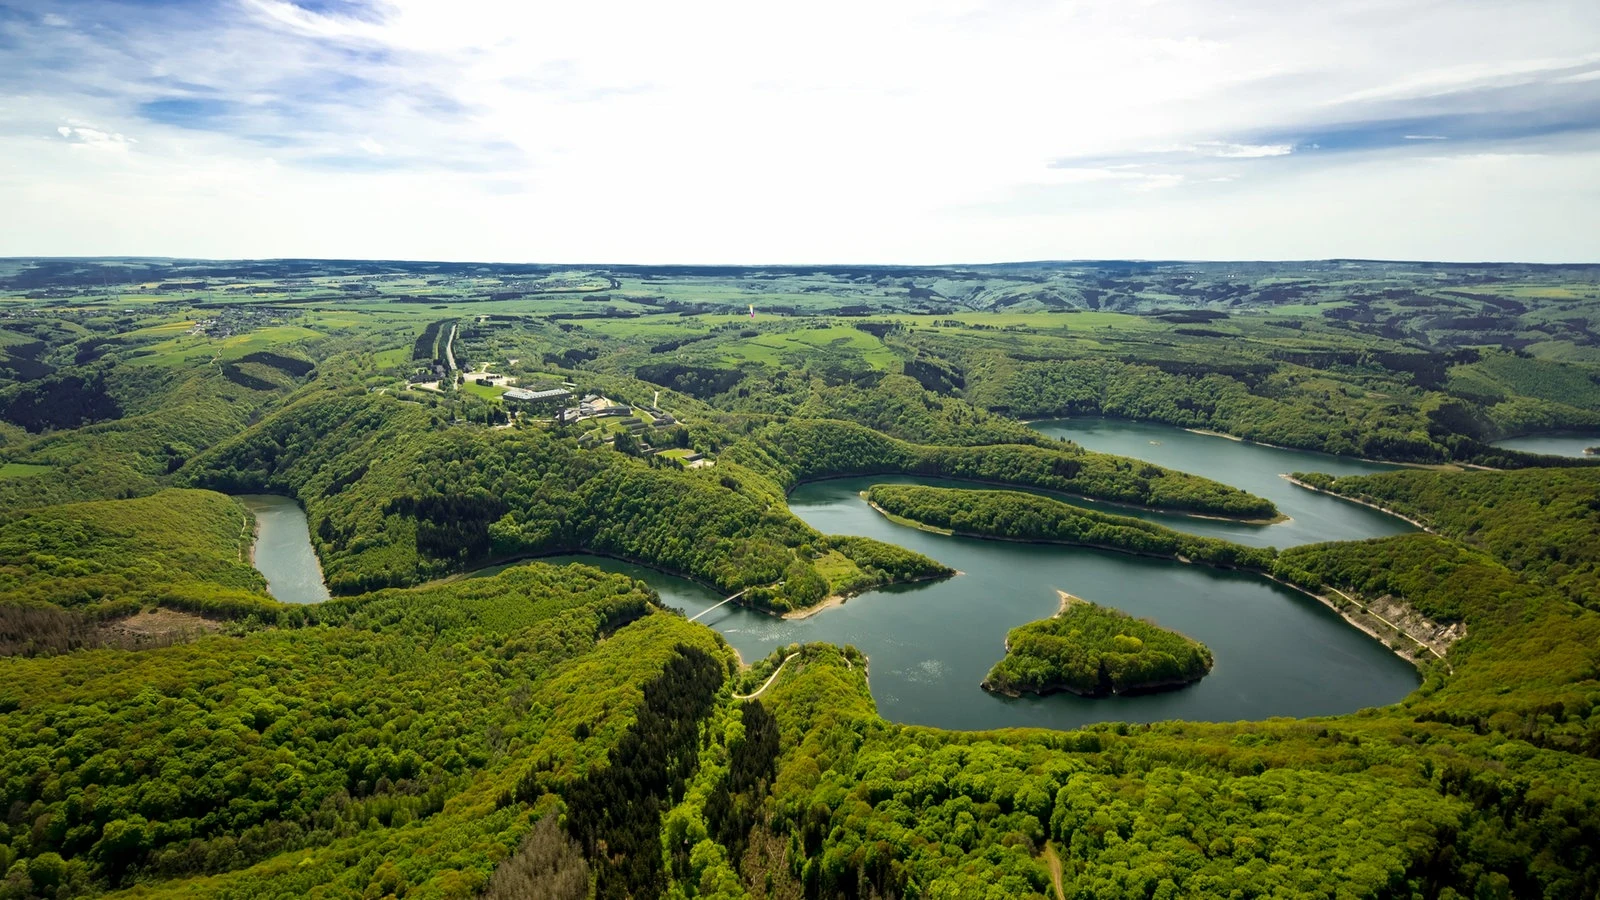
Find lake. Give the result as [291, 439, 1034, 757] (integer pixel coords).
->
[545, 419, 1423, 731]
[1491, 432, 1600, 459]
[244, 419, 1425, 729]
[237, 494, 330, 605]
[1027, 418, 1415, 547]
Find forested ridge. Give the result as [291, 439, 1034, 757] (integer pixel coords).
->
[863, 484, 1276, 570]
[725, 419, 1278, 519]
[0, 561, 734, 897]
[944, 342, 1600, 468]
[1, 264, 1599, 898]
[180, 388, 952, 612]
[1297, 467, 1600, 612]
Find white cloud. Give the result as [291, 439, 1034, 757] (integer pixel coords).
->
[1195, 142, 1294, 158]
[1553, 69, 1600, 84]
[2, 0, 1597, 261]
[1328, 53, 1600, 104]
[55, 123, 135, 151]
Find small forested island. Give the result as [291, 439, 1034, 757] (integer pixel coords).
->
[983, 596, 1213, 697]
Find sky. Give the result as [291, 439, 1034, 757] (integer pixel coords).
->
[2, 0, 1598, 263]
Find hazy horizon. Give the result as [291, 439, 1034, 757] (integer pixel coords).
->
[5, 255, 1599, 268]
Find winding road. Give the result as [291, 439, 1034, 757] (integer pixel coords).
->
[733, 652, 799, 700]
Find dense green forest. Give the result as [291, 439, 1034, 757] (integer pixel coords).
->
[982, 601, 1213, 697]
[1295, 467, 1600, 612]
[725, 420, 1277, 519]
[862, 484, 1276, 570]
[1, 259, 1599, 898]
[178, 387, 959, 613]
[0, 490, 271, 656]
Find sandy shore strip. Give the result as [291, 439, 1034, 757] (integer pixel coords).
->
[1281, 475, 1435, 532]
[1055, 590, 1086, 615]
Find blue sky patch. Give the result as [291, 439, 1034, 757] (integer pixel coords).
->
[137, 97, 236, 129]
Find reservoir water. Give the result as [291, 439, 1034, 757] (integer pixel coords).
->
[1490, 432, 1600, 459]
[548, 420, 1423, 730]
[237, 494, 330, 604]
[1028, 418, 1414, 547]
[247, 419, 1425, 729]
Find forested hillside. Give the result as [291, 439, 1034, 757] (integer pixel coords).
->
[0, 490, 269, 656]
[0, 563, 730, 898]
[863, 484, 1276, 569]
[1299, 467, 1600, 611]
[181, 388, 958, 612]
[726, 419, 1278, 519]
[0, 261, 1599, 899]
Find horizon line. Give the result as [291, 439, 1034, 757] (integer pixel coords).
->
[4, 255, 1599, 268]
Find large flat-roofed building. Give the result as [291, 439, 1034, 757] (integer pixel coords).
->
[504, 387, 572, 403]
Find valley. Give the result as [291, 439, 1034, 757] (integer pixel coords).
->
[1, 258, 1598, 899]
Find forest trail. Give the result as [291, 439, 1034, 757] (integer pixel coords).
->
[1043, 842, 1066, 900]
[734, 652, 799, 700]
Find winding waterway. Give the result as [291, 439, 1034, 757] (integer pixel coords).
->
[1490, 432, 1600, 459]
[244, 420, 1426, 729]
[1027, 418, 1415, 547]
[237, 494, 330, 605]
[547, 420, 1421, 731]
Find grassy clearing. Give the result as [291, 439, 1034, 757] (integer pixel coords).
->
[811, 550, 865, 590]
[124, 320, 196, 337]
[461, 380, 506, 400]
[219, 325, 322, 355]
[0, 463, 51, 479]
[716, 325, 898, 369]
[372, 347, 411, 368]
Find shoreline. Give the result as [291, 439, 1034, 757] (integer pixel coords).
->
[1182, 428, 1461, 471]
[238, 503, 259, 566]
[1179, 425, 1454, 470]
[865, 498, 1247, 568]
[981, 671, 1206, 700]
[866, 499, 1451, 673]
[1020, 415, 1453, 471]
[1281, 476, 1435, 533]
[781, 594, 845, 620]
[792, 472, 1283, 525]
[1054, 590, 1084, 615]
[1260, 572, 1452, 671]
[445, 545, 950, 624]
[780, 569, 957, 620]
